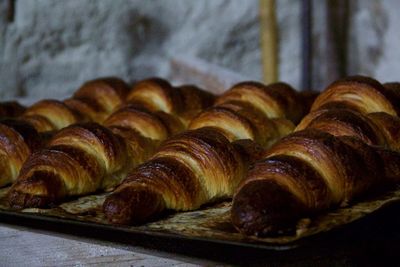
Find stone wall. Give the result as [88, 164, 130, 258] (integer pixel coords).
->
[0, 0, 399, 100]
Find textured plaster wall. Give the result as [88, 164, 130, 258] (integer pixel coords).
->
[0, 0, 399, 100]
[349, 0, 400, 83]
[0, 0, 263, 99]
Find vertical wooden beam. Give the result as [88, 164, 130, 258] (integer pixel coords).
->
[301, 0, 312, 90]
[259, 0, 278, 84]
[7, 0, 16, 22]
[326, 0, 349, 80]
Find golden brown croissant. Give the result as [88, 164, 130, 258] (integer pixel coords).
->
[213, 82, 308, 123]
[295, 108, 400, 149]
[21, 99, 82, 132]
[311, 76, 400, 115]
[0, 77, 129, 188]
[188, 82, 308, 147]
[8, 78, 214, 208]
[103, 81, 307, 224]
[103, 127, 263, 224]
[64, 77, 130, 123]
[126, 79, 214, 127]
[0, 100, 81, 187]
[231, 129, 400, 236]
[0, 119, 44, 187]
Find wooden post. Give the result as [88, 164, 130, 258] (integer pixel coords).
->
[259, 0, 278, 84]
[7, 0, 16, 22]
[301, 0, 312, 91]
[326, 0, 349, 81]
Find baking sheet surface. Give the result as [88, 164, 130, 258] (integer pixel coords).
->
[1, 185, 400, 248]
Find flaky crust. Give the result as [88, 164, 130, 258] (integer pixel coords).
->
[189, 81, 303, 147]
[311, 76, 400, 115]
[189, 101, 290, 147]
[366, 112, 400, 151]
[22, 99, 81, 131]
[231, 76, 400, 237]
[231, 129, 392, 236]
[0, 97, 89, 187]
[0, 119, 43, 187]
[65, 77, 130, 123]
[214, 81, 305, 123]
[103, 127, 258, 224]
[295, 108, 387, 146]
[9, 123, 128, 208]
[127, 78, 215, 126]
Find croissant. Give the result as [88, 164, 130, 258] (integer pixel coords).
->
[103, 81, 308, 224]
[231, 129, 400, 236]
[0, 100, 80, 187]
[231, 76, 400, 236]
[0, 101, 26, 118]
[0, 77, 129, 188]
[213, 81, 308, 123]
[20, 99, 82, 132]
[311, 75, 400, 115]
[103, 127, 263, 224]
[126, 79, 214, 126]
[295, 108, 400, 150]
[64, 77, 130, 123]
[8, 78, 214, 208]
[188, 82, 309, 147]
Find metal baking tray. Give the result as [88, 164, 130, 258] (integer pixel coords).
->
[1, 186, 400, 265]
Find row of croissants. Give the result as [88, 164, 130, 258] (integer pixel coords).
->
[1, 75, 399, 237]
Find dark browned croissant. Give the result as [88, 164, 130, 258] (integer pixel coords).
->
[0, 77, 129, 187]
[231, 76, 400, 236]
[103, 81, 309, 224]
[296, 76, 400, 150]
[0, 101, 26, 118]
[231, 129, 400, 236]
[8, 78, 214, 208]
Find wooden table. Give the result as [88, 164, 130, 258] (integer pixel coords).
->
[0, 223, 217, 266]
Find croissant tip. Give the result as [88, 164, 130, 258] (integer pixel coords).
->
[231, 180, 305, 237]
[103, 186, 165, 225]
[7, 188, 54, 209]
[7, 171, 64, 209]
[103, 193, 133, 225]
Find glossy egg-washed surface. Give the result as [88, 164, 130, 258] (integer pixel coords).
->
[8, 78, 216, 209]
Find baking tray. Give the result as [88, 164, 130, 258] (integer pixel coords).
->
[2, 186, 400, 265]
